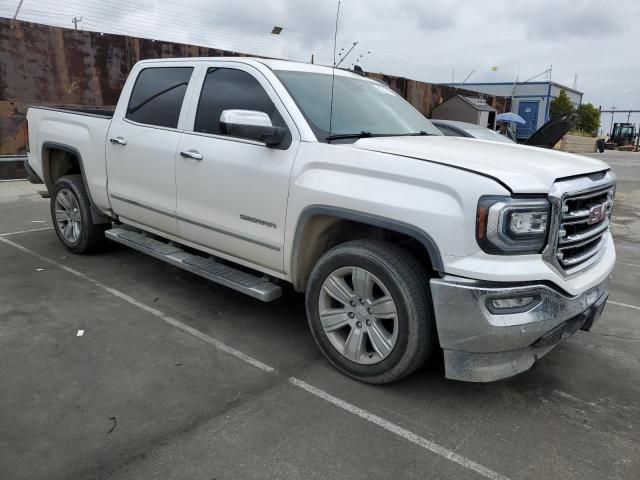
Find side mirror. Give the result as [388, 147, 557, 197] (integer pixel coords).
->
[219, 109, 286, 147]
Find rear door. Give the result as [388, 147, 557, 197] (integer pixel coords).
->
[175, 63, 299, 273]
[106, 64, 195, 235]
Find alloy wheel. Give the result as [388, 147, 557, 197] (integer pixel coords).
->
[54, 189, 82, 244]
[318, 266, 399, 365]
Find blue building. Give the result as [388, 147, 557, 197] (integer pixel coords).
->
[448, 81, 583, 139]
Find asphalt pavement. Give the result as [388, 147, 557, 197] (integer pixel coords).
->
[0, 151, 638, 480]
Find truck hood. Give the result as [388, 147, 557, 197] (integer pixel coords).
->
[350, 135, 610, 193]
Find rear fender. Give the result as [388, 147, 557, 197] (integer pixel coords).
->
[42, 142, 112, 224]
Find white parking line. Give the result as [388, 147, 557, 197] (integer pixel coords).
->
[609, 300, 640, 311]
[0, 234, 510, 480]
[616, 261, 640, 269]
[0, 235, 274, 374]
[0, 226, 53, 236]
[290, 377, 510, 480]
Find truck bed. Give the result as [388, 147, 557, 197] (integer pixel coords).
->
[26, 105, 114, 211]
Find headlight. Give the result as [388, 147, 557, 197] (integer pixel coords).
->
[476, 196, 550, 254]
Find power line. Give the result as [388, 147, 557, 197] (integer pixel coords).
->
[61, 0, 326, 47]
[0, 0, 330, 55]
[0, 8, 333, 61]
[5, 0, 471, 76]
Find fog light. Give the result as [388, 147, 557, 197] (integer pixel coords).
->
[486, 294, 541, 314]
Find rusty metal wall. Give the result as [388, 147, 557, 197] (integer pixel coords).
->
[1, 18, 509, 155]
[0, 18, 243, 155]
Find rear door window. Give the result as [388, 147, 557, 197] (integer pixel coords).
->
[126, 67, 193, 128]
[194, 68, 285, 136]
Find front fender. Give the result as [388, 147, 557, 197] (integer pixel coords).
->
[283, 142, 510, 285]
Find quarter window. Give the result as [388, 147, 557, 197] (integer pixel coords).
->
[194, 68, 285, 135]
[126, 67, 193, 128]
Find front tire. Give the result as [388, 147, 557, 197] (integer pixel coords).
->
[51, 175, 109, 253]
[305, 239, 435, 384]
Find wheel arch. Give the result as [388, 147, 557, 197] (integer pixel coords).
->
[290, 205, 444, 292]
[41, 141, 111, 224]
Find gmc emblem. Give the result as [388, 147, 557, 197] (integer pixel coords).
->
[587, 202, 608, 225]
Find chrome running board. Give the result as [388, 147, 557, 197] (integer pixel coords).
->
[105, 228, 282, 302]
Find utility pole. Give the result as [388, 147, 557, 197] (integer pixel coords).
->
[12, 0, 25, 20]
[461, 69, 475, 84]
[72, 16, 83, 30]
[610, 107, 616, 136]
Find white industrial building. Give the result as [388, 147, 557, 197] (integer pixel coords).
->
[448, 81, 583, 139]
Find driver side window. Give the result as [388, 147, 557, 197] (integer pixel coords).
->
[194, 68, 285, 136]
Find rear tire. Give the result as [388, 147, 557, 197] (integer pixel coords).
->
[51, 175, 109, 253]
[305, 239, 435, 384]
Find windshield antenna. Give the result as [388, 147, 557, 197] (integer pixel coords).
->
[328, 1, 341, 141]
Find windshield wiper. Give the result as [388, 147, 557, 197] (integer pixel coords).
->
[326, 131, 432, 142]
[326, 131, 373, 142]
[386, 131, 432, 137]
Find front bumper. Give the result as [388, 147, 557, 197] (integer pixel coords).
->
[429, 275, 610, 382]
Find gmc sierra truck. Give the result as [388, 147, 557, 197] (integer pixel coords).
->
[25, 58, 616, 383]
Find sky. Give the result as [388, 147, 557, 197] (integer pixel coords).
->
[2, 0, 639, 132]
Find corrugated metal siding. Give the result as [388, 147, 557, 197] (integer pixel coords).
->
[1, 18, 509, 154]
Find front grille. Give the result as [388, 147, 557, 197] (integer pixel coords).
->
[554, 184, 614, 272]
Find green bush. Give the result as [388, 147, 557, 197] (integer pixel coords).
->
[550, 90, 573, 119]
[550, 91, 599, 137]
[576, 103, 600, 136]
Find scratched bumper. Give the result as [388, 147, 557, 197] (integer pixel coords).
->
[429, 275, 610, 382]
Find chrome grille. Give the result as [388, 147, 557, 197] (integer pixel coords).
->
[547, 173, 616, 275]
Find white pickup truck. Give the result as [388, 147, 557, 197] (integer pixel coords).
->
[25, 58, 616, 383]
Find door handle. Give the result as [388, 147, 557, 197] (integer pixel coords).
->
[180, 150, 203, 161]
[109, 136, 127, 146]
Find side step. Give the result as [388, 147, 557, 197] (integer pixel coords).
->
[105, 228, 282, 302]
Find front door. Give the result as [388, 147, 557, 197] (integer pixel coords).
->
[106, 65, 194, 235]
[175, 65, 299, 273]
[517, 101, 539, 139]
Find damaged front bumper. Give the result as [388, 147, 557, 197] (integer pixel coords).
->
[429, 275, 610, 382]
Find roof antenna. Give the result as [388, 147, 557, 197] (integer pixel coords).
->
[328, 1, 341, 142]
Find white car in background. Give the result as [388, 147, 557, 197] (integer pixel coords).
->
[432, 112, 578, 149]
[431, 119, 515, 143]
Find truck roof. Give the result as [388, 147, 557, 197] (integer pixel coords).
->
[135, 57, 366, 78]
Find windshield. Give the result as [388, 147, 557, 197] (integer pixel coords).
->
[274, 70, 441, 142]
[469, 127, 514, 143]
